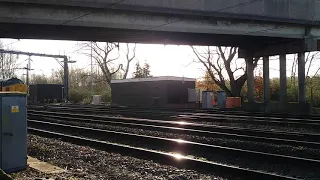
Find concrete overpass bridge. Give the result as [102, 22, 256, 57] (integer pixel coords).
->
[0, 0, 319, 112]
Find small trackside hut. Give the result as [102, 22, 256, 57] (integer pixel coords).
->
[29, 84, 64, 103]
[111, 76, 196, 108]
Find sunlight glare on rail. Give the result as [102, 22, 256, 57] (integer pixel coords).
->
[172, 153, 184, 160]
[174, 139, 186, 143]
[177, 121, 187, 125]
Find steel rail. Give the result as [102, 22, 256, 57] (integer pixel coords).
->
[28, 119, 320, 166]
[28, 110, 320, 143]
[28, 128, 298, 180]
[29, 105, 320, 125]
[28, 112, 320, 149]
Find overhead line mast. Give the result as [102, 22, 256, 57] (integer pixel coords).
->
[0, 49, 75, 102]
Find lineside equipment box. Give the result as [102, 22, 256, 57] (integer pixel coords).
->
[0, 92, 27, 172]
[202, 91, 213, 109]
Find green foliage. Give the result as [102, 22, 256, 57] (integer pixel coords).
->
[82, 97, 92, 105]
[269, 78, 280, 101]
[29, 68, 112, 104]
[133, 62, 142, 78]
[306, 76, 320, 107]
[101, 89, 112, 102]
[257, 76, 320, 107]
[287, 78, 298, 102]
[69, 89, 91, 103]
[133, 61, 152, 78]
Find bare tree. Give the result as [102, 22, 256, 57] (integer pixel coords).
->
[0, 41, 18, 79]
[290, 52, 320, 84]
[29, 74, 49, 84]
[306, 52, 320, 77]
[82, 42, 122, 86]
[290, 54, 298, 85]
[121, 43, 136, 79]
[304, 52, 320, 103]
[191, 46, 259, 97]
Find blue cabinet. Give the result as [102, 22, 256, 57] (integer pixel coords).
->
[216, 91, 226, 109]
[0, 93, 27, 173]
[202, 91, 213, 109]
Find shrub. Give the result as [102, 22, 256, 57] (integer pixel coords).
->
[82, 97, 92, 105]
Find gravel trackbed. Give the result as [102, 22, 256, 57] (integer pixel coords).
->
[12, 134, 228, 180]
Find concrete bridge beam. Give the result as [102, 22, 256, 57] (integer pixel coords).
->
[0, 3, 307, 38]
[1, 0, 320, 24]
[238, 37, 318, 58]
[1, 2, 320, 49]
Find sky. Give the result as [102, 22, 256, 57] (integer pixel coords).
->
[1, 39, 204, 79]
[1, 38, 319, 80]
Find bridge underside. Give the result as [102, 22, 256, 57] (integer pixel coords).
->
[0, 1, 318, 113]
[1, 22, 318, 58]
[0, 2, 320, 57]
[0, 23, 292, 48]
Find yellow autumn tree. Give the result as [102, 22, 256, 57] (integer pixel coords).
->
[196, 71, 220, 91]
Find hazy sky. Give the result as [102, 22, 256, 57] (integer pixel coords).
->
[1, 38, 319, 80]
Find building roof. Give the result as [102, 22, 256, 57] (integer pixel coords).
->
[0, 78, 24, 86]
[111, 76, 196, 84]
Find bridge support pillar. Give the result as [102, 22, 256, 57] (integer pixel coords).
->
[298, 53, 306, 103]
[263, 56, 270, 112]
[279, 54, 287, 107]
[246, 56, 254, 104]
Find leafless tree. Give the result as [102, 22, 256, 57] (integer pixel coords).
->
[290, 54, 298, 85]
[0, 42, 18, 79]
[191, 46, 259, 97]
[81, 42, 122, 86]
[121, 43, 136, 79]
[306, 52, 320, 77]
[305, 52, 320, 103]
[290, 51, 320, 84]
[48, 69, 63, 84]
[29, 74, 49, 84]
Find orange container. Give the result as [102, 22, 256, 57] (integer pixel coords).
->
[233, 97, 241, 108]
[226, 97, 233, 108]
[225, 97, 242, 108]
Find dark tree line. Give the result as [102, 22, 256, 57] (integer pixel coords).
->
[133, 61, 152, 78]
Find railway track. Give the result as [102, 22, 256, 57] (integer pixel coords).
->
[29, 103, 320, 119]
[28, 128, 297, 180]
[28, 110, 320, 146]
[29, 120, 313, 180]
[28, 119, 320, 164]
[31, 103, 319, 120]
[29, 105, 320, 127]
[174, 113, 320, 126]
[27, 105, 320, 179]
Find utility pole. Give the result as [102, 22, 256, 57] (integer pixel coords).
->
[17, 58, 34, 95]
[26, 56, 31, 86]
[0, 49, 75, 102]
[90, 41, 94, 100]
[26, 64, 29, 86]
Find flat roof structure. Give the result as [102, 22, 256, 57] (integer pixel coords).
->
[111, 76, 196, 84]
[111, 76, 196, 108]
